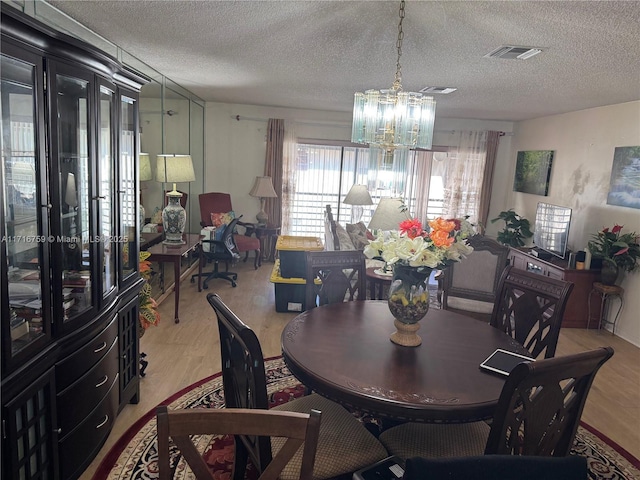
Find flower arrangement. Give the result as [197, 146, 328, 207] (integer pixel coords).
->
[364, 216, 475, 270]
[588, 224, 640, 273]
[139, 251, 160, 330]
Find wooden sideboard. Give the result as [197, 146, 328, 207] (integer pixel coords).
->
[508, 248, 601, 329]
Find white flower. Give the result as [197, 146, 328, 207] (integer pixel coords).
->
[364, 216, 475, 270]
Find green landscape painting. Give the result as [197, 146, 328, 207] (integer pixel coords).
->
[513, 150, 554, 196]
[607, 146, 640, 209]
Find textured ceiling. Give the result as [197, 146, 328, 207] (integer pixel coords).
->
[47, 0, 640, 121]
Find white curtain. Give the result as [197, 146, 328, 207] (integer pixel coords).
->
[441, 131, 488, 224]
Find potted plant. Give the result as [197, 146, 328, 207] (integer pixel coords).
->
[588, 224, 640, 285]
[490, 209, 533, 247]
[139, 251, 160, 334]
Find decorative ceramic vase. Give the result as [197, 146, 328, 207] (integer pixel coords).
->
[600, 262, 619, 286]
[387, 264, 432, 347]
[162, 193, 186, 245]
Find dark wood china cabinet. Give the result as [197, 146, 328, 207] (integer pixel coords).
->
[1, 5, 148, 479]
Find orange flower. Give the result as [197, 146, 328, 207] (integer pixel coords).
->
[428, 217, 456, 234]
[430, 229, 455, 247]
[399, 219, 425, 239]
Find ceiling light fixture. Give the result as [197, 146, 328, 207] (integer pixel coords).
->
[351, 0, 436, 157]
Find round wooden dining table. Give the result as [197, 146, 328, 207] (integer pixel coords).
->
[281, 301, 529, 424]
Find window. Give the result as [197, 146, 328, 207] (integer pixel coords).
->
[285, 141, 446, 238]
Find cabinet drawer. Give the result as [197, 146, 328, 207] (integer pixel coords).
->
[59, 374, 119, 480]
[56, 315, 118, 390]
[57, 336, 118, 435]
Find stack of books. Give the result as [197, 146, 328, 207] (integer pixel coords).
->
[62, 271, 91, 312]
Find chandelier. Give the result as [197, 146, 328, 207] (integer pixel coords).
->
[351, 0, 436, 154]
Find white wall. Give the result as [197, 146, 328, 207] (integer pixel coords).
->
[205, 101, 514, 224]
[497, 101, 640, 346]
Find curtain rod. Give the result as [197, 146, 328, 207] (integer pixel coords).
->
[232, 115, 512, 136]
[232, 114, 350, 128]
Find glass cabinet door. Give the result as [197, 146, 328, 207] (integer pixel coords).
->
[98, 83, 116, 302]
[54, 70, 94, 323]
[1, 49, 51, 363]
[119, 93, 138, 284]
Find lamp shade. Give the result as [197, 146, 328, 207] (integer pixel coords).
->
[344, 185, 373, 206]
[368, 198, 411, 231]
[155, 154, 196, 184]
[249, 176, 278, 198]
[139, 153, 152, 181]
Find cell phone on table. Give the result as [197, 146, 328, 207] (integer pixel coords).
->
[479, 348, 534, 376]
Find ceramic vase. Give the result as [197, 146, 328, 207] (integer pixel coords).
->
[600, 262, 619, 286]
[387, 264, 432, 347]
[162, 194, 186, 244]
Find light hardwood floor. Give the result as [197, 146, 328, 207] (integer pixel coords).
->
[80, 259, 640, 479]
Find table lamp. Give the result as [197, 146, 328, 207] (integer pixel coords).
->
[249, 176, 278, 225]
[156, 154, 195, 244]
[343, 184, 373, 224]
[368, 197, 411, 232]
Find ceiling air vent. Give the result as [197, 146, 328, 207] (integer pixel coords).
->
[419, 86, 457, 94]
[484, 45, 542, 60]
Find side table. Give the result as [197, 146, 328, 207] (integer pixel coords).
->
[587, 282, 624, 334]
[255, 225, 281, 262]
[146, 233, 203, 323]
[366, 267, 392, 300]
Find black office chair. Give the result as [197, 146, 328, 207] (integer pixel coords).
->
[194, 217, 241, 288]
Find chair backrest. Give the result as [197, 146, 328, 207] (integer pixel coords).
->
[404, 455, 587, 480]
[199, 192, 234, 227]
[207, 293, 273, 476]
[304, 250, 366, 309]
[490, 266, 574, 359]
[164, 190, 188, 208]
[441, 235, 509, 317]
[485, 346, 614, 457]
[203, 217, 241, 260]
[324, 205, 340, 251]
[156, 406, 321, 480]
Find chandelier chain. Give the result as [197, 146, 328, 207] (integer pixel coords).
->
[394, 0, 405, 90]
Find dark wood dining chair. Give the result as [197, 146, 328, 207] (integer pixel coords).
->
[403, 455, 587, 480]
[207, 293, 388, 480]
[490, 265, 574, 359]
[440, 235, 510, 322]
[156, 406, 322, 480]
[378, 346, 614, 460]
[304, 250, 367, 309]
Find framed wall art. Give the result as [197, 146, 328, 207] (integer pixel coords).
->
[513, 150, 554, 196]
[607, 146, 640, 209]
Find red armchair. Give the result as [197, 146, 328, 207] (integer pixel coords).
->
[198, 192, 261, 269]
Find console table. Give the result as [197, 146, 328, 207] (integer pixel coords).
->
[508, 248, 601, 328]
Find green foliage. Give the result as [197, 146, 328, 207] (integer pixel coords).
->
[490, 209, 533, 247]
[588, 224, 640, 273]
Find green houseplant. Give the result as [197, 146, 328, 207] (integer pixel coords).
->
[490, 209, 533, 247]
[588, 224, 639, 284]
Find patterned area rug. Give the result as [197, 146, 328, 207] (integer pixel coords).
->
[94, 357, 640, 480]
